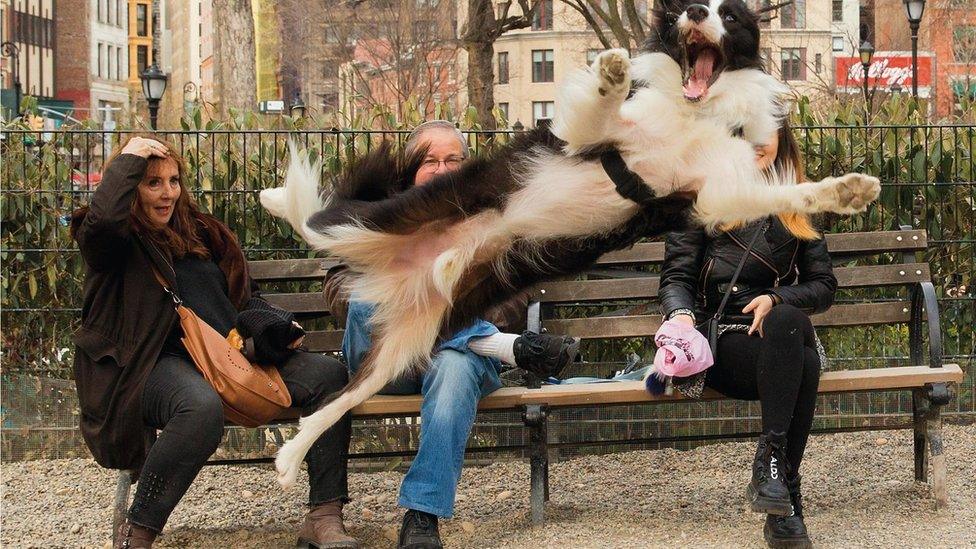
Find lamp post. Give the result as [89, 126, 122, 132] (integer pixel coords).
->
[859, 40, 875, 112]
[1, 41, 22, 118]
[903, 0, 926, 98]
[140, 64, 168, 130]
[290, 93, 306, 118]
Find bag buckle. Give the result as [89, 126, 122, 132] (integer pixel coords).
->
[162, 286, 183, 307]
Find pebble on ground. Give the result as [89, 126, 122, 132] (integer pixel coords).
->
[2, 424, 974, 548]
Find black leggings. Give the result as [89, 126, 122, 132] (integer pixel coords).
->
[129, 351, 351, 532]
[705, 304, 821, 475]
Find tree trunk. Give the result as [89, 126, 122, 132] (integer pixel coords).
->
[463, 0, 498, 130]
[212, 0, 257, 117]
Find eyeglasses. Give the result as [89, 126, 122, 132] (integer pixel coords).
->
[419, 156, 464, 171]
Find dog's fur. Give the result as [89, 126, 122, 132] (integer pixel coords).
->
[261, 0, 880, 489]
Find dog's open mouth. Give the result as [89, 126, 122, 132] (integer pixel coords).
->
[681, 30, 726, 102]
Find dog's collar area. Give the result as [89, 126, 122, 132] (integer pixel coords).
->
[600, 149, 657, 206]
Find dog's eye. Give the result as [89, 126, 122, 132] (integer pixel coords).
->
[666, 11, 679, 23]
[724, 13, 736, 22]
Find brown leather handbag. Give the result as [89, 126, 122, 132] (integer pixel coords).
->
[152, 266, 292, 427]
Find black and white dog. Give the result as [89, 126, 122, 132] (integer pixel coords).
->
[262, 0, 880, 489]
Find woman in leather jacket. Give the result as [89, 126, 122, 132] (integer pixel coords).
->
[658, 122, 836, 549]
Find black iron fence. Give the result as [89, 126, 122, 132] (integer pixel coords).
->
[1, 126, 973, 462]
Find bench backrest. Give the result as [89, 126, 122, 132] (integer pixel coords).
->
[249, 230, 930, 357]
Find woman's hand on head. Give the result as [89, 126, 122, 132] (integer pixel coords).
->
[743, 295, 775, 336]
[121, 137, 169, 159]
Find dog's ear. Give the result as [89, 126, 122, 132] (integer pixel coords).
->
[335, 140, 403, 201]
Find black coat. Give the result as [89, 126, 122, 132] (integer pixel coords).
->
[71, 154, 253, 470]
[658, 217, 837, 324]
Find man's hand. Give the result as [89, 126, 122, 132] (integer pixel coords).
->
[743, 295, 775, 336]
[121, 137, 168, 159]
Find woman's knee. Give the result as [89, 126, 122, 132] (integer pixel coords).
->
[282, 352, 349, 406]
[763, 304, 813, 339]
[177, 388, 225, 447]
[802, 347, 822, 378]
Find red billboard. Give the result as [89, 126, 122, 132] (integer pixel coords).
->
[836, 52, 934, 95]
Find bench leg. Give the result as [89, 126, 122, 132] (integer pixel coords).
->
[912, 389, 928, 482]
[523, 404, 549, 526]
[926, 402, 948, 509]
[112, 470, 134, 543]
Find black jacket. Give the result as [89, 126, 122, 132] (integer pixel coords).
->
[658, 217, 837, 324]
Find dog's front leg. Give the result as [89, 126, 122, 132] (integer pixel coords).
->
[551, 49, 631, 155]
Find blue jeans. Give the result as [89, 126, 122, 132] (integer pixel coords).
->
[343, 300, 502, 518]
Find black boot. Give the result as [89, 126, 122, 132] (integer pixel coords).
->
[746, 433, 793, 516]
[513, 331, 580, 379]
[398, 509, 442, 549]
[764, 475, 813, 549]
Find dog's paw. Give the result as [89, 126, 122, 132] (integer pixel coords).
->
[596, 49, 631, 98]
[829, 173, 881, 213]
[275, 441, 303, 490]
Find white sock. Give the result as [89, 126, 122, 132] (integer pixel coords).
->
[468, 333, 520, 366]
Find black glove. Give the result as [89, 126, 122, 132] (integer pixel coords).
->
[235, 298, 305, 364]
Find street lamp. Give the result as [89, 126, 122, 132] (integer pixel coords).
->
[903, 0, 926, 98]
[1, 42, 22, 118]
[859, 40, 874, 110]
[290, 93, 306, 118]
[140, 63, 168, 130]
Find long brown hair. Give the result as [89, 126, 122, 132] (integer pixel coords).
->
[773, 120, 819, 240]
[73, 133, 210, 258]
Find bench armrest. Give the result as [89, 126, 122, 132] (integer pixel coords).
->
[527, 300, 542, 333]
[909, 281, 944, 368]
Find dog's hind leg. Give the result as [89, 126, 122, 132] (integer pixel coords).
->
[276, 298, 447, 490]
[552, 49, 632, 155]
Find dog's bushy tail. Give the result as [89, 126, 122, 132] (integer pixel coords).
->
[259, 141, 327, 242]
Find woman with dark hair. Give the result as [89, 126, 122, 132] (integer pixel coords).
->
[658, 120, 835, 549]
[71, 135, 358, 549]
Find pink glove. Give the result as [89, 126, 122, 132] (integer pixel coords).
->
[652, 319, 714, 378]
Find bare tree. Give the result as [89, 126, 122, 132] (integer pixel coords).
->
[460, 0, 539, 129]
[212, 0, 257, 116]
[559, 0, 650, 50]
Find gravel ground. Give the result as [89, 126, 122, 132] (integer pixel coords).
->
[2, 424, 974, 548]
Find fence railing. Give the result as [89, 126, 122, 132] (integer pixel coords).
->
[1, 126, 973, 461]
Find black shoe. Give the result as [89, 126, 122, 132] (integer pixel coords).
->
[763, 475, 813, 548]
[746, 433, 793, 516]
[513, 331, 580, 379]
[398, 509, 442, 549]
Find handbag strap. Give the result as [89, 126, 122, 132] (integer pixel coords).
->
[712, 219, 768, 321]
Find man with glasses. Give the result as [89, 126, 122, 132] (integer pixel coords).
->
[324, 120, 578, 549]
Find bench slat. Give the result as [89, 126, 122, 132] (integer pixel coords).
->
[533, 264, 931, 303]
[250, 258, 340, 281]
[542, 302, 914, 339]
[590, 231, 926, 266]
[263, 292, 331, 314]
[304, 330, 345, 352]
[341, 364, 962, 416]
[248, 231, 929, 282]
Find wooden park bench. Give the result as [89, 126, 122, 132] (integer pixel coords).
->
[112, 228, 963, 536]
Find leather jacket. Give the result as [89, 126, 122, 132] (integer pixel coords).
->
[658, 217, 837, 324]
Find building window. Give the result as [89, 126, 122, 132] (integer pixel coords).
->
[586, 48, 600, 66]
[757, 0, 771, 29]
[97, 43, 104, 78]
[953, 26, 976, 64]
[97, 0, 103, 22]
[780, 0, 805, 29]
[108, 45, 114, 79]
[498, 102, 509, 122]
[532, 49, 554, 82]
[532, 101, 554, 126]
[832, 36, 845, 52]
[780, 48, 805, 80]
[136, 3, 148, 36]
[951, 80, 975, 116]
[413, 20, 436, 40]
[832, 0, 843, 22]
[814, 53, 822, 73]
[118, 0, 124, 27]
[532, 0, 553, 31]
[498, 52, 509, 84]
[137, 45, 149, 75]
[117, 47, 123, 79]
[761, 47, 772, 73]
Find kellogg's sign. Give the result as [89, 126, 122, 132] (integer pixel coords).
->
[836, 52, 934, 92]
